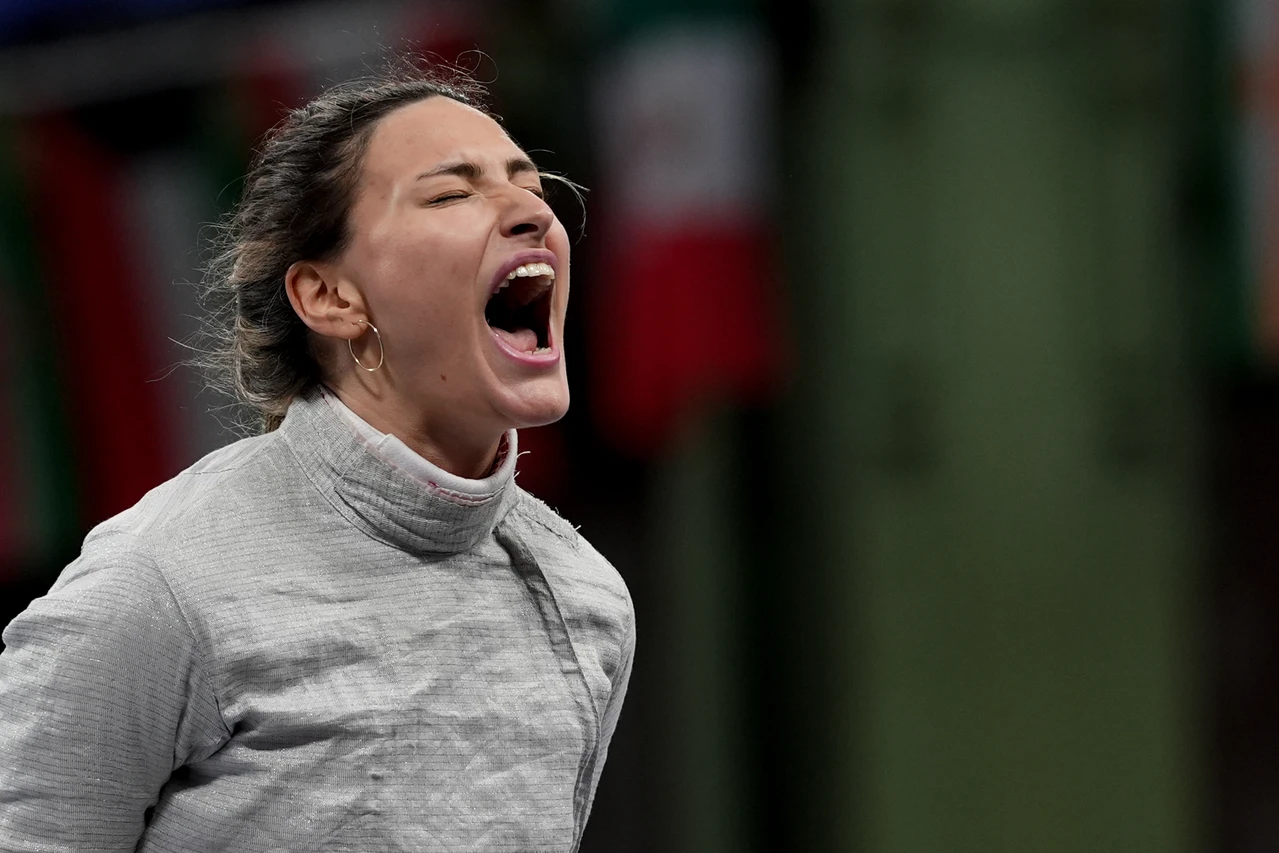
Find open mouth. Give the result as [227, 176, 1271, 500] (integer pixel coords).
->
[485, 262, 554, 355]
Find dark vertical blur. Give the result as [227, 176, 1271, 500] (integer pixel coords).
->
[0, 0, 1274, 851]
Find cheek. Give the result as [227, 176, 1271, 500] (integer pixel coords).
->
[371, 235, 474, 318]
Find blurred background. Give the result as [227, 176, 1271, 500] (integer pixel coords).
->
[0, 0, 1273, 850]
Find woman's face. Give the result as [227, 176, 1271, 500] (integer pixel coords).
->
[330, 96, 571, 445]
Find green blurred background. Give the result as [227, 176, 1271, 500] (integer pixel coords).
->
[0, 0, 1274, 850]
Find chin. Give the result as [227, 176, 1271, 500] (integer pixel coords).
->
[509, 396, 570, 429]
[495, 380, 570, 430]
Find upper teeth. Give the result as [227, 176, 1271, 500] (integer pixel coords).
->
[505, 262, 555, 281]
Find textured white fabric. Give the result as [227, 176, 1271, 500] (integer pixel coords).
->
[0, 389, 635, 852]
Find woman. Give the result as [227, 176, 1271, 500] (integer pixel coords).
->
[0, 64, 635, 852]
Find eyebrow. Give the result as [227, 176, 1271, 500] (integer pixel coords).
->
[415, 157, 540, 182]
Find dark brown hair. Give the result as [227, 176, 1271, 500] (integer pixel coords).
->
[199, 61, 488, 433]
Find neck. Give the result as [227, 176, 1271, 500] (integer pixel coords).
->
[327, 385, 502, 480]
[409, 431, 500, 480]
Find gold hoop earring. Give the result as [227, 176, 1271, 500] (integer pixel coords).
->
[349, 320, 385, 372]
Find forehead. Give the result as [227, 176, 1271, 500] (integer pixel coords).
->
[361, 96, 523, 179]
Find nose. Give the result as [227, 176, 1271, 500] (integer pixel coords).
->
[502, 187, 555, 240]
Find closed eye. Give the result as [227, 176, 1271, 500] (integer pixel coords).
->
[427, 191, 472, 205]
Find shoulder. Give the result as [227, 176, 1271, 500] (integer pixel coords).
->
[509, 489, 609, 565]
[12, 529, 202, 696]
[507, 488, 634, 614]
[83, 429, 292, 553]
[22, 434, 289, 638]
[505, 489, 636, 691]
[509, 488, 583, 544]
[55, 429, 310, 612]
[39, 530, 176, 626]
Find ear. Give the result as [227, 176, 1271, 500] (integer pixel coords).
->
[285, 261, 366, 341]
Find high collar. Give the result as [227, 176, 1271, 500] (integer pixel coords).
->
[277, 388, 520, 556]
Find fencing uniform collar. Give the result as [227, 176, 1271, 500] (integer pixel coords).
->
[278, 387, 519, 556]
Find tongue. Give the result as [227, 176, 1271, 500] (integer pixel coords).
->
[493, 325, 539, 353]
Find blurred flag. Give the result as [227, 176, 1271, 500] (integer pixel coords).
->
[0, 139, 28, 568]
[0, 55, 301, 547]
[25, 115, 178, 527]
[1241, 0, 1279, 368]
[591, 14, 788, 454]
[0, 123, 80, 566]
[0, 282, 25, 570]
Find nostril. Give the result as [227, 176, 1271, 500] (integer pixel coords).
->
[509, 221, 541, 236]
